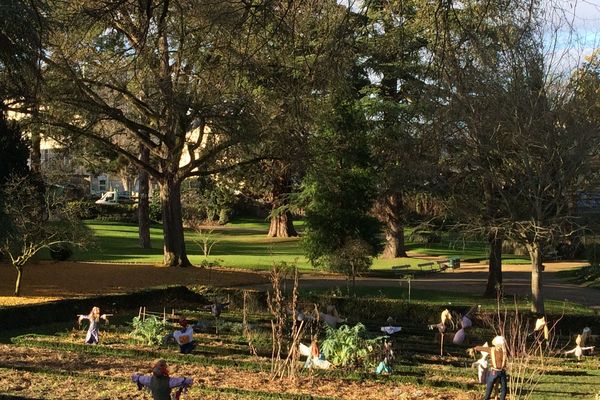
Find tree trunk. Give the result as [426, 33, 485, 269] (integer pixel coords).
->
[160, 177, 191, 267]
[138, 144, 151, 249]
[381, 193, 407, 258]
[14, 265, 23, 296]
[527, 242, 545, 314]
[484, 233, 503, 298]
[267, 169, 297, 238]
[268, 208, 297, 237]
[30, 130, 41, 174]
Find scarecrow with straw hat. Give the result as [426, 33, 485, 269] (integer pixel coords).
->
[473, 336, 508, 400]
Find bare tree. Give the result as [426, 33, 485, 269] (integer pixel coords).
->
[1, 175, 88, 296]
[426, 0, 600, 311]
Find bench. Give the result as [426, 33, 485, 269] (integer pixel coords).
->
[391, 265, 411, 276]
[417, 262, 435, 272]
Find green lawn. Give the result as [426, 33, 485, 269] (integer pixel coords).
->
[302, 286, 594, 316]
[64, 218, 531, 270]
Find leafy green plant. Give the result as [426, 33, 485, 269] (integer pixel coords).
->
[320, 323, 382, 369]
[129, 316, 169, 346]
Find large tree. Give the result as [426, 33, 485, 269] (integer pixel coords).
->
[358, 0, 432, 258]
[41, 1, 291, 266]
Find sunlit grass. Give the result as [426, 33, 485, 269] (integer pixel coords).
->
[56, 218, 532, 270]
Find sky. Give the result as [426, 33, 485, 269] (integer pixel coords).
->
[539, 0, 599, 70]
[548, 1, 600, 45]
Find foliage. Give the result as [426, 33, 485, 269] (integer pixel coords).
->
[0, 115, 29, 183]
[301, 98, 383, 273]
[183, 177, 237, 225]
[129, 315, 169, 346]
[566, 265, 600, 288]
[0, 114, 30, 244]
[66, 201, 99, 220]
[149, 195, 162, 223]
[324, 238, 374, 291]
[320, 323, 382, 369]
[0, 0, 44, 101]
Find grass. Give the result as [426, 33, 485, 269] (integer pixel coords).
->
[56, 218, 531, 270]
[302, 286, 595, 316]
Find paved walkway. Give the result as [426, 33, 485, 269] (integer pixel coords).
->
[240, 261, 600, 310]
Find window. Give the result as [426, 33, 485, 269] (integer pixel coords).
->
[98, 178, 107, 192]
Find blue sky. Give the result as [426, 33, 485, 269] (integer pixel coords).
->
[544, 0, 600, 70]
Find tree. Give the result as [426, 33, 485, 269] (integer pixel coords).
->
[302, 96, 383, 283]
[428, 0, 600, 311]
[41, 1, 282, 266]
[41, 1, 352, 265]
[1, 175, 87, 296]
[226, 1, 354, 238]
[0, 0, 45, 104]
[0, 113, 31, 245]
[0, 119, 86, 296]
[357, 0, 432, 258]
[423, 0, 536, 298]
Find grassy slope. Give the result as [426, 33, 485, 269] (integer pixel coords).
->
[62, 218, 531, 270]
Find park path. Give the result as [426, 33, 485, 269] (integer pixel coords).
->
[239, 260, 600, 310]
[1, 259, 598, 311]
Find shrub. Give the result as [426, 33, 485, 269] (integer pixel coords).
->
[129, 315, 169, 346]
[320, 323, 383, 369]
[149, 196, 162, 223]
[49, 243, 73, 261]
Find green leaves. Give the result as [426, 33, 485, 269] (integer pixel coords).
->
[320, 323, 382, 369]
[129, 316, 169, 346]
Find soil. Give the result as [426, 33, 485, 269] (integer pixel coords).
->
[0, 261, 268, 306]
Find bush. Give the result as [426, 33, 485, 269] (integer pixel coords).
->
[129, 315, 169, 346]
[321, 323, 382, 369]
[149, 196, 162, 223]
[49, 243, 73, 261]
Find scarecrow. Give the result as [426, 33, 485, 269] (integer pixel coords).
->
[319, 305, 346, 328]
[473, 336, 508, 400]
[77, 306, 110, 345]
[429, 309, 454, 355]
[132, 359, 193, 400]
[164, 318, 196, 354]
[453, 305, 478, 345]
[565, 334, 595, 360]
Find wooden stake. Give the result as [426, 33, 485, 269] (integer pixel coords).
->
[440, 333, 444, 356]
